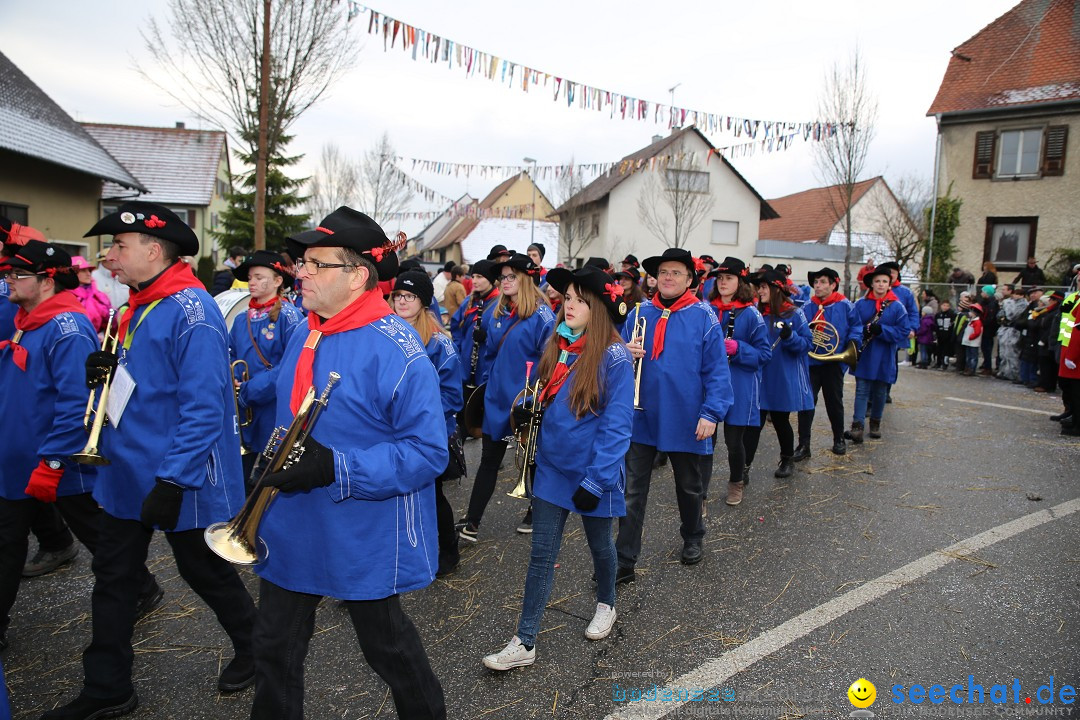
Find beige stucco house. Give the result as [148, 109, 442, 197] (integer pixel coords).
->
[927, 0, 1080, 282]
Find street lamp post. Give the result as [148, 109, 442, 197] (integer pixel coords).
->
[523, 157, 537, 248]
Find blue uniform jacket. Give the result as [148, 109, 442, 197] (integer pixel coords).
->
[426, 332, 463, 437]
[759, 309, 814, 412]
[893, 284, 919, 336]
[450, 292, 498, 385]
[713, 304, 771, 427]
[0, 281, 15, 339]
[0, 309, 98, 500]
[480, 304, 556, 440]
[256, 314, 447, 599]
[533, 341, 634, 518]
[802, 298, 862, 369]
[230, 301, 305, 453]
[622, 301, 733, 454]
[96, 287, 245, 531]
[853, 296, 908, 383]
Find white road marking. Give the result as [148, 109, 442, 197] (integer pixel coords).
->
[944, 397, 1056, 415]
[605, 497, 1080, 720]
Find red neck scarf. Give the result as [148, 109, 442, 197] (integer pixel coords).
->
[866, 289, 899, 313]
[761, 301, 795, 316]
[465, 288, 498, 319]
[812, 291, 846, 307]
[538, 334, 587, 404]
[248, 296, 279, 312]
[651, 291, 699, 359]
[0, 292, 87, 370]
[116, 262, 203, 345]
[892, 278, 901, 288]
[290, 289, 391, 414]
[710, 297, 753, 314]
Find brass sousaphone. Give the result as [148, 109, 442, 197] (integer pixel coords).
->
[807, 318, 858, 371]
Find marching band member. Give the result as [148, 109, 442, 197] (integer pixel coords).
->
[704, 257, 770, 508]
[621, 254, 644, 284]
[45, 203, 256, 720]
[253, 207, 447, 719]
[616, 249, 732, 580]
[450, 259, 499, 394]
[228, 250, 304, 473]
[795, 267, 861, 458]
[482, 266, 633, 670]
[393, 270, 465, 577]
[743, 269, 814, 479]
[848, 265, 908, 443]
[0, 242, 159, 653]
[878, 261, 918, 401]
[459, 253, 555, 541]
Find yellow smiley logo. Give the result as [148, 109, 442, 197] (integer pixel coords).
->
[847, 678, 876, 708]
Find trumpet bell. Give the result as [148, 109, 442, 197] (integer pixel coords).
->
[809, 339, 859, 371]
[71, 448, 110, 466]
[204, 521, 268, 565]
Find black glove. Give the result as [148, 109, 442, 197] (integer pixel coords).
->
[868, 322, 884, 337]
[86, 351, 118, 388]
[572, 486, 601, 513]
[511, 400, 534, 428]
[779, 323, 792, 340]
[473, 327, 487, 345]
[141, 480, 185, 531]
[263, 438, 335, 493]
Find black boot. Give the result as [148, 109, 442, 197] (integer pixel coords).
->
[41, 692, 138, 720]
[792, 443, 811, 462]
[868, 418, 882, 439]
[774, 456, 794, 478]
[847, 421, 864, 444]
[831, 437, 847, 455]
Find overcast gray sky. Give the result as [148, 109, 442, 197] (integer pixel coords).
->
[2, 0, 1019, 235]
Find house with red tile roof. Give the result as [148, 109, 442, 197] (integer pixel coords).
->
[927, 0, 1080, 281]
[82, 122, 232, 264]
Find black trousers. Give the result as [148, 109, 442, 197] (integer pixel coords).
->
[700, 424, 748, 500]
[1059, 377, 1078, 417]
[615, 443, 704, 569]
[30, 502, 74, 552]
[251, 579, 446, 720]
[0, 494, 102, 636]
[464, 434, 508, 527]
[744, 411, 794, 466]
[798, 363, 846, 444]
[81, 512, 256, 698]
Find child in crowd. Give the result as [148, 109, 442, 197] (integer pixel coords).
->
[915, 306, 935, 368]
[960, 303, 984, 376]
[933, 300, 956, 369]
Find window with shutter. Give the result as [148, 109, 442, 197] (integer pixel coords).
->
[1042, 125, 1068, 176]
[973, 130, 996, 179]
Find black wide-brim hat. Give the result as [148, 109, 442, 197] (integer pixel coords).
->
[546, 265, 630, 324]
[494, 252, 543, 286]
[863, 265, 893, 284]
[621, 254, 640, 268]
[0, 240, 79, 290]
[233, 250, 295, 289]
[469, 259, 498, 284]
[487, 244, 512, 261]
[807, 266, 840, 285]
[612, 270, 637, 283]
[287, 206, 405, 281]
[710, 256, 748, 279]
[749, 268, 791, 295]
[642, 248, 699, 288]
[84, 201, 200, 256]
[878, 261, 900, 275]
[584, 256, 612, 272]
[394, 270, 435, 308]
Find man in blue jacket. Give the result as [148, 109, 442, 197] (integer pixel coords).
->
[252, 207, 447, 719]
[44, 203, 256, 720]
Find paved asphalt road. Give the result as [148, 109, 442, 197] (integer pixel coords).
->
[5, 365, 1078, 719]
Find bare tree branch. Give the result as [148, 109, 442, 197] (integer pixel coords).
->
[870, 174, 931, 272]
[357, 132, 414, 229]
[553, 158, 595, 265]
[307, 142, 360, 222]
[636, 150, 715, 249]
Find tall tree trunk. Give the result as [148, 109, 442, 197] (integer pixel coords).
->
[253, 0, 271, 250]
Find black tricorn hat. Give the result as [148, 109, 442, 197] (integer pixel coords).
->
[709, 255, 748, 280]
[642, 248, 699, 288]
[393, 270, 435, 308]
[545, 265, 630, 324]
[233, 250, 295, 289]
[469, 259, 498, 284]
[84, 201, 200, 256]
[0, 240, 79, 290]
[494, 252, 543, 286]
[749, 268, 791, 295]
[287, 207, 405, 281]
[807, 267, 840, 285]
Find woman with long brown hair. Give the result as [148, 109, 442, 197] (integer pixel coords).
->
[482, 266, 633, 670]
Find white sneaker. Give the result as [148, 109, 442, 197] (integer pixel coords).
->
[585, 603, 617, 640]
[482, 636, 535, 671]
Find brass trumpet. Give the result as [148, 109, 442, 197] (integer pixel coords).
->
[508, 362, 542, 499]
[231, 359, 253, 455]
[807, 318, 858, 370]
[204, 372, 341, 565]
[631, 304, 646, 411]
[74, 310, 118, 466]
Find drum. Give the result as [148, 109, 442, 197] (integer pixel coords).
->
[215, 288, 251, 328]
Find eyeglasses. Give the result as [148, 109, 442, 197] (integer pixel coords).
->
[393, 292, 419, 303]
[1, 271, 39, 281]
[294, 258, 355, 275]
[498, 274, 518, 283]
[657, 270, 688, 279]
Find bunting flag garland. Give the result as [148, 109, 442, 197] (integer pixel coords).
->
[348, 3, 836, 140]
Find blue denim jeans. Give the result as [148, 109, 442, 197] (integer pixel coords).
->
[516, 497, 616, 647]
[1020, 359, 1039, 385]
[918, 344, 931, 366]
[965, 345, 980, 372]
[853, 378, 889, 424]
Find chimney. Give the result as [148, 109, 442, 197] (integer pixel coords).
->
[651, 134, 663, 144]
[175, 121, 185, 129]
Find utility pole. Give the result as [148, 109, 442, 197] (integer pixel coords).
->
[253, 0, 271, 250]
[523, 157, 537, 247]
